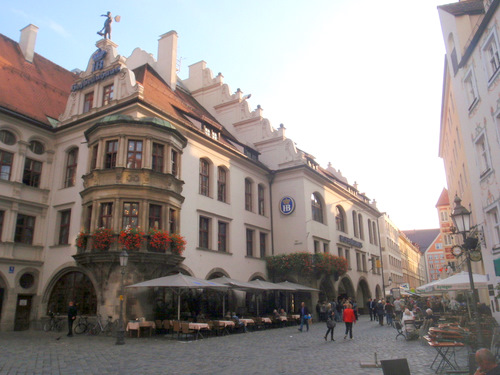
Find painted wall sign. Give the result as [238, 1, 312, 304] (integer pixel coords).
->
[71, 66, 121, 91]
[8, 266, 14, 274]
[279, 196, 295, 215]
[92, 48, 107, 72]
[339, 235, 362, 248]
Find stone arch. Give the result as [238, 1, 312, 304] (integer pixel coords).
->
[375, 284, 382, 300]
[43, 268, 98, 315]
[205, 268, 229, 279]
[337, 275, 355, 299]
[319, 275, 336, 302]
[248, 272, 266, 282]
[356, 277, 371, 314]
[0, 271, 9, 328]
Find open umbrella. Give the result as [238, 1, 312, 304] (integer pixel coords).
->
[275, 280, 319, 291]
[432, 271, 488, 291]
[209, 276, 268, 317]
[127, 273, 228, 320]
[247, 279, 297, 315]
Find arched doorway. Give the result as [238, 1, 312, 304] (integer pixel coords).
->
[356, 278, 371, 314]
[319, 276, 336, 302]
[337, 276, 355, 300]
[47, 271, 97, 315]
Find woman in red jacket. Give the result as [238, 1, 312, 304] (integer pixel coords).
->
[343, 303, 356, 339]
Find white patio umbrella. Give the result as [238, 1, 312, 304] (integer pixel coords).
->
[416, 279, 442, 294]
[127, 273, 229, 320]
[247, 279, 297, 315]
[432, 271, 488, 291]
[276, 281, 318, 314]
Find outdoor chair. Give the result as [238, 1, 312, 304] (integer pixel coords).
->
[172, 320, 181, 339]
[162, 320, 171, 335]
[180, 322, 195, 340]
[380, 358, 411, 375]
[394, 320, 406, 340]
[403, 320, 419, 340]
[155, 320, 163, 334]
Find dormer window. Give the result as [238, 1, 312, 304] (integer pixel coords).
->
[244, 147, 258, 161]
[202, 124, 219, 140]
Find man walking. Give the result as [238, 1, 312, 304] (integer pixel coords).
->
[367, 298, 374, 321]
[394, 297, 403, 320]
[298, 302, 310, 332]
[67, 301, 77, 337]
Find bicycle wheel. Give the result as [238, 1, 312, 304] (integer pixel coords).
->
[74, 322, 86, 334]
[88, 324, 99, 335]
[43, 322, 51, 332]
[55, 320, 64, 332]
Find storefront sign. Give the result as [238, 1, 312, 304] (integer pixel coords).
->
[71, 66, 121, 91]
[279, 196, 295, 215]
[339, 235, 362, 248]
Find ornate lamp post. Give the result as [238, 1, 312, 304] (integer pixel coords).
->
[115, 250, 128, 345]
[450, 195, 483, 347]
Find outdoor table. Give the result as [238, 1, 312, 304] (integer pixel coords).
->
[239, 318, 254, 326]
[289, 314, 299, 320]
[277, 316, 287, 321]
[126, 321, 156, 337]
[217, 320, 235, 335]
[427, 340, 464, 373]
[261, 317, 272, 324]
[188, 322, 210, 339]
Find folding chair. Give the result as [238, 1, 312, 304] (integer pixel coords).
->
[394, 320, 406, 340]
[380, 358, 411, 375]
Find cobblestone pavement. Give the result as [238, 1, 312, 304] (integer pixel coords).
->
[0, 316, 471, 375]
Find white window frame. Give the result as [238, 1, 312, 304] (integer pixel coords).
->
[487, 204, 500, 250]
[463, 67, 479, 112]
[473, 130, 492, 178]
[481, 28, 500, 85]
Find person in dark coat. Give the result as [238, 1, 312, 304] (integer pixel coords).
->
[67, 301, 77, 337]
[324, 303, 336, 341]
[298, 302, 310, 332]
[376, 300, 385, 326]
[367, 298, 374, 321]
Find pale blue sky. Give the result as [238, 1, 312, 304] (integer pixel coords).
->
[1, 0, 451, 230]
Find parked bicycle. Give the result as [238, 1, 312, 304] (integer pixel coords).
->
[88, 314, 117, 336]
[74, 315, 91, 334]
[43, 311, 65, 332]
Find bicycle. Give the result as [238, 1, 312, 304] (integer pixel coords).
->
[74, 315, 91, 334]
[88, 314, 117, 336]
[43, 311, 65, 332]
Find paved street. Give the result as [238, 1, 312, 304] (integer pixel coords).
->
[0, 316, 470, 375]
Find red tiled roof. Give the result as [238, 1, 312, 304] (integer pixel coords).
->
[435, 188, 450, 207]
[0, 33, 76, 126]
[438, 0, 484, 16]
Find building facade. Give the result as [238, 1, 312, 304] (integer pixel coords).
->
[379, 214, 404, 292]
[438, 0, 500, 321]
[0, 25, 384, 330]
[399, 232, 426, 291]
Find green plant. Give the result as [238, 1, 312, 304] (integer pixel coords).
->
[266, 252, 348, 279]
[148, 229, 171, 252]
[75, 231, 88, 250]
[118, 226, 145, 251]
[169, 233, 186, 255]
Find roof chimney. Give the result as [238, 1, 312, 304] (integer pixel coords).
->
[157, 31, 178, 90]
[19, 24, 39, 63]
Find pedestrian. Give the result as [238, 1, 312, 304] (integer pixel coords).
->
[298, 302, 310, 332]
[367, 298, 374, 321]
[376, 299, 385, 326]
[324, 303, 336, 341]
[343, 303, 356, 339]
[394, 297, 403, 320]
[67, 301, 77, 337]
[370, 298, 378, 321]
[385, 300, 394, 327]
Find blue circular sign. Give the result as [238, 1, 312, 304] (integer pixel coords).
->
[279, 196, 295, 215]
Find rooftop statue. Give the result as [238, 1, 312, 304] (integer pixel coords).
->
[97, 11, 120, 40]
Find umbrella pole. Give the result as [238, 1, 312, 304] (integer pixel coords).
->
[178, 293, 181, 321]
[223, 292, 225, 318]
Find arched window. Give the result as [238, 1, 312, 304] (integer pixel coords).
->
[372, 221, 378, 245]
[352, 211, 358, 238]
[217, 167, 227, 202]
[358, 213, 364, 240]
[335, 205, 346, 233]
[0, 129, 16, 145]
[47, 271, 97, 315]
[199, 159, 210, 196]
[245, 178, 253, 211]
[311, 193, 324, 223]
[64, 147, 78, 188]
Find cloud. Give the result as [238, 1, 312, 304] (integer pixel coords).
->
[48, 20, 71, 39]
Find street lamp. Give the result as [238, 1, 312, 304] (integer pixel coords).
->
[116, 250, 128, 345]
[450, 195, 483, 347]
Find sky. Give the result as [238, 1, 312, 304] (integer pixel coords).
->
[0, 0, 452, 230]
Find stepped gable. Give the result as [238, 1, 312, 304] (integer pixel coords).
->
[0, 33, 76, 126]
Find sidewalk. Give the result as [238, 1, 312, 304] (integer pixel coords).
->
[0, 315, 470, 374]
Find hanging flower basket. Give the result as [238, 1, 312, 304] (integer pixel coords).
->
[169, 233, 186, 255]
[92, 227, 114, 251]
[266, 252, 348, 279]
[148, 229, 171, 253]
[118, 226, 145, 251]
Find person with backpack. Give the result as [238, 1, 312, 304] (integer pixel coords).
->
[324, 303, 336, 341]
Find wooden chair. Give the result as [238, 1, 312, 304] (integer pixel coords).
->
[180, 322, 195, 340]
[162, 320, 171, 335]
[172, 320, 181, 339]
[155, 320, 163, 334]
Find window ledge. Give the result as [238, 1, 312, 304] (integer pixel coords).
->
[487, 67, 500, 87]
[245, 255, 265, 260]
[480, 167, 493, 180]
[468, 97, 479, 113]
[196, 247, 232, 255]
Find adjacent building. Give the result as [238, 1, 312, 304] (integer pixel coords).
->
[438, 0, 500, 321]
[0, 25, 384, 330]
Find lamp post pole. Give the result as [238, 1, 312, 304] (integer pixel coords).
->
[116, 250, 128, 345]
[450, 196, 483, 348]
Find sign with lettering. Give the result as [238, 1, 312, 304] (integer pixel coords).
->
[71, 66, 121, 92]
[339, 235, 362, 248]
[8, 266, 14, 274]
[92, 48, 107, 72]
[279, 196, 295, 215]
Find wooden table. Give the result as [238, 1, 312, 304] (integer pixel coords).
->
[126, 321, 156, 337]
[216, 320, 235, 335]
[188, 322, 210, 339]
[239, 318, 254, 326]
[426, 340, 464, 373]
[260, 317, 272, 324]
